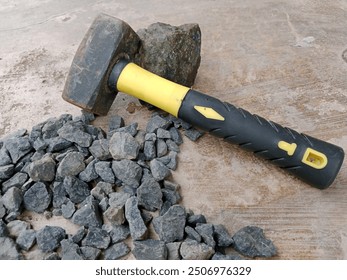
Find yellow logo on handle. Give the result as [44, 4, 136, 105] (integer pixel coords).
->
[302, 148, 328, 169]
[278, 141, 297, 156]
[194, 106, 225, 121]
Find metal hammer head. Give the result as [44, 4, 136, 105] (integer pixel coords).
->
[62, 14, 140, 115]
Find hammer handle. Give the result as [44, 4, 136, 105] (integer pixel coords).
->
[111, 60, 344, 189]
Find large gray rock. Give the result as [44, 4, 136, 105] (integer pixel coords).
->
[153, 205, 186, 242]
[137, 22, 201, 87]
[79, 159, 99, 182]
[195, 223, 216, 249]
[36, 226, 66, 253]
[109, 132, 140, 160]
[105, 224, 130, 244]
[94, 161, 115, 184]
[16, 229, 36, 251]
[23, 182, 51, 213]
[82, 227, 110, 249]
[214, 224, 234, 247]
[124, 197, 147, 240]
[4, 136, 33, 164]
[2, 172, 28, 192]
[57, 123, 93, 148]
[89, 139, 111, 160]
[132, 239, 167, 260]
[137, 176, 162, 211]
[28, 155, 56, 182]
[232, 226, 277, 258]
[150, 159, 171, 181]
[63, 176, 90, 204]
[0, 147, 12, 166]
[71, 197, 103, 228]
[0, 164, 15, 181]
[112, 159, 142, 187]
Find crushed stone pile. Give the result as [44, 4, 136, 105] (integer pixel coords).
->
[0, 111, 276, 260]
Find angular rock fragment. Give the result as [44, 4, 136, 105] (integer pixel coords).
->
[80, 246, 101, 260]
[187, 214, 206, 227]
[146, 115, 171, 133]
[63, 176, 90, 204]
[61, 239, 84, 260]
[4, 136, 33, 164]
[46, 137, 72, 153]
[162, 187, 181, 205]
[166, 242, 182, 260]
[137, 176, 162, 211]
[16, 229, 36, 251]
[56, 152, 85, 179]
[158, 151, 178, 170]
[185, 226, 202, 242]
[78, 159, 99, 182]
[23, 182, 51, 213]
[71, 227, 86, 244]
[143, 140, 156, 160]
[108, 192, 131, 209]
[2, 173, 28, 193]
[108, 115, 125, 131]
[6, 220, 30, 238]
[36, 226, 66, 253]
[0, 164, 15, 181]
[156, 128, 171, 139]
[137, 22, 201, 87]
[109, 132, 140, 160]
[125, 197, 147, 240]
[0, 148, 12, 166]
[112, 159, 142, 187]
[156, 139, 168, 157]
[104, 242, 130, 260]
[114, 122, 138, 137]
[169, 127, 183, 145]
[195, 223, 215, 249]
[95, 181, 114, 196]
[32, 137, 48, 151]
[184, 128, 204, 141]
[0, 237, 21, 260]
[180, 239, 214, 260]
[61, 200, 76, 219]
[28, 155, 56, 182]
[0, 220, 8, 237]
[52, 181, 68, 208]
[165, 139, 180, 152]
[214, 224, 234, 247]
[89, 139, 111, 160]
[105, 224, 130, 244]
[91, 186, 106, 201]
[232, 226, 277, 258]
[82, 227, 110, 249]
[58, 123, 93, 148]
[150, 159, 171, 181]
[71, 198, 102, 228]
[104, 206, 125, 225]
[2, 187, 22, 212]
[94, 161, 115, 184]
[153, 205, 186, 242]
[132, 239, 167, 260]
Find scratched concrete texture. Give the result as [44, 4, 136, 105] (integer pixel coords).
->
[0, 0, 347, 259]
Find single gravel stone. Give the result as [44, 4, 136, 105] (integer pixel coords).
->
[106, 225, 130, 244]
[108, 115, 125, 131]
[153, 205, 186, 242]
[36, 226, 66, 253]
[2, 187, 23, 212]
[185, 226, 202, 242]
[214, 224, 234, 247]
[158, 151, 178, 170]
[125, 197, 147, 240]
[162, 187, 181, 205]
[156, 139, 168, 157]
[61, 200, 76, 219]
[89, 139, 111, 160]
[195, 223, 216, 249]
[0, 148, 12, 166]
[133, 239, 167, 260]
[169, 127, 183, 145]
[108, 192, 131, 209]
[184, 128, 204, 141]
[56, 152, 85, 179]
[165, 139, 180, 152]
[4, 136, 33, 164]
[104, 242, 130, 260]
[187, 214, 207, 227]
[143, 141, 156, 160]
[46, 137, 73, 153]
[91, 186, 106, 201]
[32, 137, 48, 151]
[180, 239, 215, 260]
[16, 229, 36, 251]
[109, 132, 140, 160]
[80, 246, 101, 260]
[0, 237, 21, 260]
[137, 176, 163, 211]
[0, 220, 9, 237]
[146, 115, 171, 133]
[52, 181, 68, 208]
[71, 198, 102, 228]
[58, 123, 93, 148]
[28, 155, 56, 182]
[63, 176, 90, 204]
[95, 181, 114, 196]
[232, 226, 277, 258]
[61, 239, 84, 260]
[7, 220, 30, 238]
[112, 159, 142, 187]
[104, 206, 125, 225]
[156, 128, 171, 139]
[0, 164, 15, 181]
[166, 242, 182, 260]
[79, 159, 99, 182]
[71, 227, 86, 244]
[82, 227, 110, 249]
[114, 122, 138, 137]
[2, 173, 28, 193]
[23, 182, 51, 213]
[150, 159, 171, 181]
[94, 161, 115, 184]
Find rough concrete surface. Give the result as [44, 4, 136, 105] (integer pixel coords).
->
[0, 0, 347, 259]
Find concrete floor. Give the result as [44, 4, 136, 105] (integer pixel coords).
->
[1, 0, 347, 259]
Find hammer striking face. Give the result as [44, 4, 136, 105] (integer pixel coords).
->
[62, 14, 140, 115]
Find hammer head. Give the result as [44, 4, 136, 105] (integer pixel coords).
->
[62, 14, 140, 115]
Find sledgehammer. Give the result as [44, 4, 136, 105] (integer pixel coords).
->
[62, 14, 344, 189]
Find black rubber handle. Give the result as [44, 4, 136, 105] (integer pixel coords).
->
[178, 89, 344, 189]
